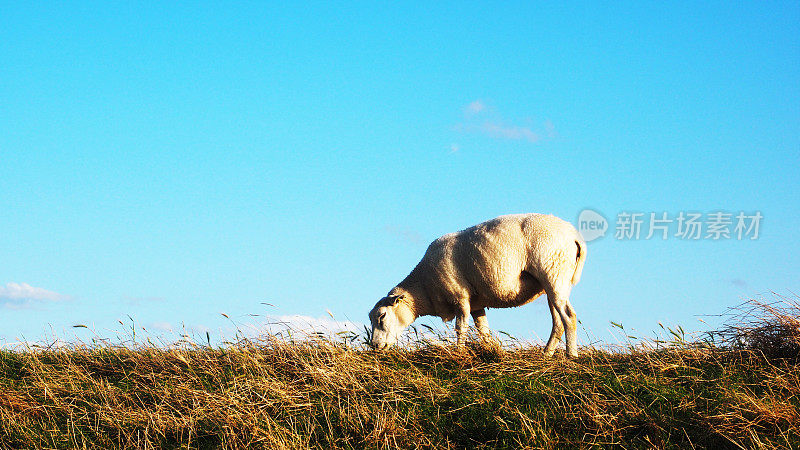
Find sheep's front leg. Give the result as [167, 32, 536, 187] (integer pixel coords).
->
[471, 308, 491, 339]
[455, 305, 471, 347]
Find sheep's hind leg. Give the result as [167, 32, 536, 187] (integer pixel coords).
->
[563, 299, 578, 358]
[543, 300, 564, 357]
[545, 284, 578, 358]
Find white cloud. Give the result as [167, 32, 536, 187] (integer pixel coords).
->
[148, 321, 174, 332]
[730, 278, 749, 289]
[257, 314, 363, 337]
[479, 121, 540, 143]
[0, 282, 68, 309]
[384, 224, 424, 245]
[0, 282, 65, 301]
[464, 100, 487, 116]
[2, 338, 72, 351]
[189, 324, 211, 334]
[456, 100, 553, 144]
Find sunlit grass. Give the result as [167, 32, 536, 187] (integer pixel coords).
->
[0, 296, 797, 449]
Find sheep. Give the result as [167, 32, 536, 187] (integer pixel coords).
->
[368, 213, 586, 358]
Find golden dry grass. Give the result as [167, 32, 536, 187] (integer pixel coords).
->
[0, 297, 798, 449]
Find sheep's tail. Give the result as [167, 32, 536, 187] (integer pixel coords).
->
[571, 238, 586, 285]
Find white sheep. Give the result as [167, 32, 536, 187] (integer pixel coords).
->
[368, 213, 586, 357]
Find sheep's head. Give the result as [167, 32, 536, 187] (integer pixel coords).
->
[368, 293, 414, 349]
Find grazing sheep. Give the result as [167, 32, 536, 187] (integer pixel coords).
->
[369, 213, 586, 358]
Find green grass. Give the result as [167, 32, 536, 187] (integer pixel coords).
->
[0, 297, 797, 449]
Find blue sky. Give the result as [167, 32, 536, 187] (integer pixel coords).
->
[1, 2, 798, 347]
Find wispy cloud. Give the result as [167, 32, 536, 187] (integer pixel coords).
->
[464, 100, 486, 116]
[2, 338, 72, 351]
[455, 99, 554, 144]
[188, 324, 211, 334]
[730, 278, 749, 289]
[0, 282, 68, 309]
[256, 314, 363, 338]
[478, 121, 540, 142]
[148, 321, 174, 332]
[384, 225, 424, 245]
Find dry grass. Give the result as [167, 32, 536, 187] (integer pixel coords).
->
[710, 292, 800, 363]
[0, 297, 798, 449]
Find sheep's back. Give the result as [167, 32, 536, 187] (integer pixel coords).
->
[416, 215, 532, 301]
[409, 214, 579, 310]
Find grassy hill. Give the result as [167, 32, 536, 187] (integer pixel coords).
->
[0, 298, 797, 449]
